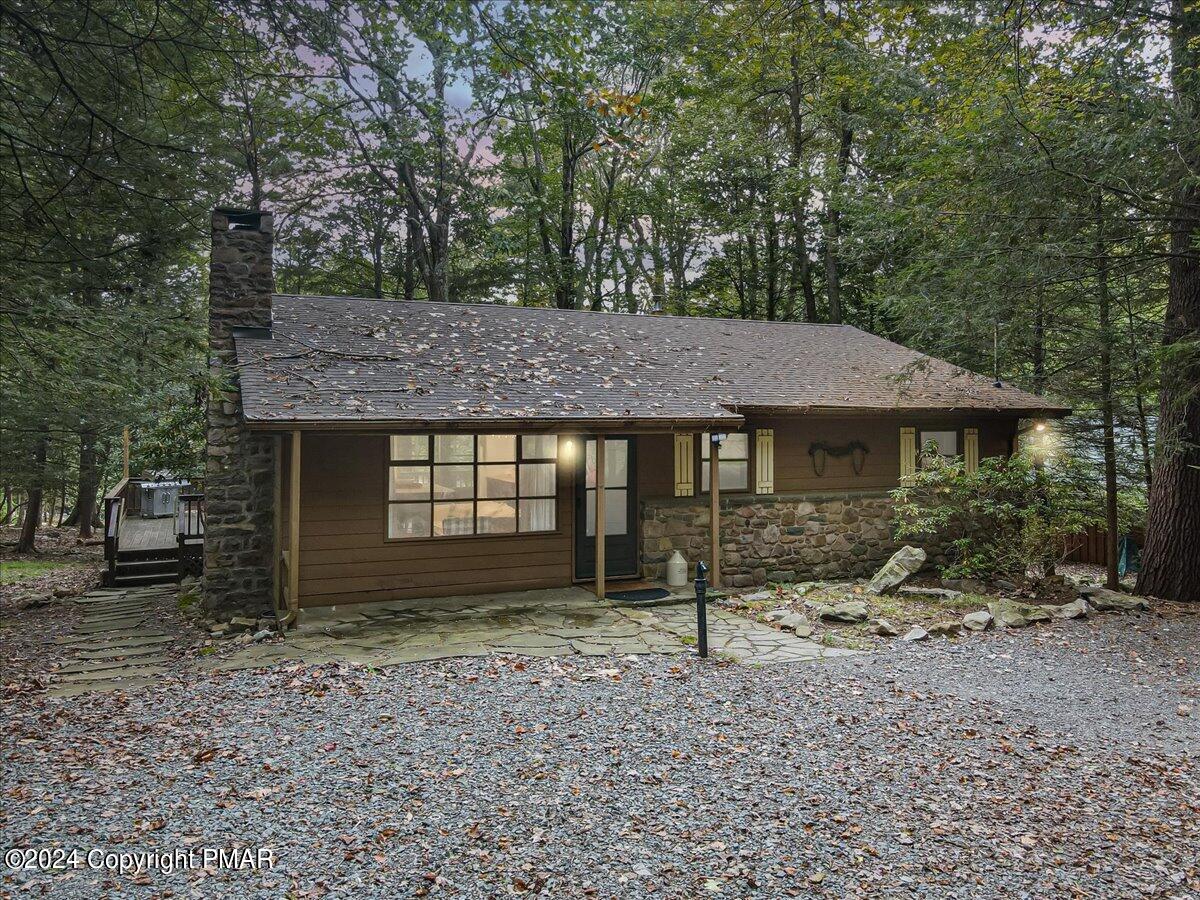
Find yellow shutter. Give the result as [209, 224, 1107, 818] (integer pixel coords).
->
[899, 426, 917, 478]
[755, 428, 774, 493]
[964, 427, 980, 473]
[674, 433, 694, 497]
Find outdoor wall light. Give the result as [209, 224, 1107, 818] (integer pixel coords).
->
[711, 433, 727, 446]
[1035, 422, 1047, 432]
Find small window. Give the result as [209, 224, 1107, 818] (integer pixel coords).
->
[701, 432, 750, 492]
[387, 434, 558, 539]
[920, 430, 958, 459]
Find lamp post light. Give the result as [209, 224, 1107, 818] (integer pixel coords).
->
[694, 560, 709, 659]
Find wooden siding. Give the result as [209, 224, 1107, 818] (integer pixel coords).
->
[293, 434, 574, 607]
[638, 415, 1018, 500]
[289, 416, 1019, 606]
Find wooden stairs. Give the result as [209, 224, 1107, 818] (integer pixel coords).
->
[111, 547, 179, 589]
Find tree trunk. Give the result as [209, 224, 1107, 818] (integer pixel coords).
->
[1138, 0, 1200, 602]
[17, 429, 48, 553]
[556, 123, 578, 310]
[765, 209, 780, 321]
[1096, 192, 1120, 590]
[823, 101, 852, 325]
[1124, 294, 1154, 489]
[403, 224, 416, 302]
[788, 47, 818, 322]
[75, 429, 100, 539]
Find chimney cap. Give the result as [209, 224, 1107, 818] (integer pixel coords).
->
[214, 207, 272, 232]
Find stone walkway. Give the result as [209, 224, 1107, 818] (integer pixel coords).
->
[48, 586, 180, 697]
[650, 602, 858, 663]
[47, 586, 855, 694]
[211, 587, 854, 673]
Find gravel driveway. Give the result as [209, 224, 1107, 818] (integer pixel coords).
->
[2, 608, 1197, 899]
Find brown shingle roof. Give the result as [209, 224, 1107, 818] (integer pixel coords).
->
[233, 295, 1069, 428]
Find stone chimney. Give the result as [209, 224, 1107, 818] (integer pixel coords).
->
[204, 209, 276, 619]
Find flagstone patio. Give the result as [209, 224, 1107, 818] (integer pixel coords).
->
[47, 586, 857, 694]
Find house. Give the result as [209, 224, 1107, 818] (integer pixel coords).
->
[203, 208, 1069, 621]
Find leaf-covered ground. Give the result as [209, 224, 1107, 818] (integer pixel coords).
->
[1, 605, 1197, 898]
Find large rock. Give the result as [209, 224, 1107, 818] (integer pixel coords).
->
[1046, 597, 1088, 620]
[988, 599, 1051, 629]
[1080, 587, 1150, 613]
[818, 600, 870, 623]
[898, 586, 964, 601]
[869, 618, 901, 637]
[777, 613, 813, 637]
[927, 620, 962, 637]
[900, 625, 929, 642]
[941, 577, 986, 594]
[866, 546, 927, 595]
[962, 610, 993, 631]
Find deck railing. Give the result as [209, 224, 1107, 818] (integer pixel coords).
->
[177, 493, 206, 541]
[102, 477, 134, 585]
[177, 492, 205, 578]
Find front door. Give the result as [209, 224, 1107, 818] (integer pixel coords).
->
[574, 436, 638, 580]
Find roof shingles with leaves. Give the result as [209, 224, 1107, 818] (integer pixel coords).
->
[234, 296, 1068, 428]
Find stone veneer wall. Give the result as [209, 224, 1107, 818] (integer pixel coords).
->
[642, 492, 926, 587]
[203, 209, 277, 618]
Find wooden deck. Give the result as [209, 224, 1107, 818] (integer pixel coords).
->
[118, 516, 178, 553]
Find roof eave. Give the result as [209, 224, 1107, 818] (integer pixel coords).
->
[241, 412, 745, 433]
[736, 404, 1072, 419]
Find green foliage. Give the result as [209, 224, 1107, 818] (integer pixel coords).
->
[891, 452, 1103, 583]
[1, 0, 1182, 562]
[130, 384, 207, 480]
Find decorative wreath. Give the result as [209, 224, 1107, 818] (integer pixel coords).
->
[808, 440, 869, 476]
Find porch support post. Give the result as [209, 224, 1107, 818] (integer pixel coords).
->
[288, 430, 301, 610]
[595, 434, 606, 600]
[272, 434, 283, 615]
[710, 436, 721, 589]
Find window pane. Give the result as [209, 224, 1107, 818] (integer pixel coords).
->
[389, 465, 431, 501]
[390, 435, 428, 461]
[434, 464, 474, 499]
[433, 502, 473, 536]
[435, 434, 474, 463]
[478, 434, 516, 462]
[584, 489, 627, 536]
[701, 460, 749, 492]
[921, 430, 958, 457]
[389, 503, 430, 539]
[720, 460, 748, 491]
[585, 439, 626, 488]
[701, 433, 747, 460]
[723, 432, 749, 459]
[519, 462, 556, 497]
[477, 499, 517, 534]
[522, 434, 558, 460]
[478, 464, 517, 498]
[605, 489, 627, 535]
[519, 498, 555, 533]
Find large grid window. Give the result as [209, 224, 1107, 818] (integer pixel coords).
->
[700, 432, 750, 492]
[920, 430, 958, 460]
[387, 434, 558, 539]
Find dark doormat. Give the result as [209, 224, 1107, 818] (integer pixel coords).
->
[605, 587, 672, 604]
